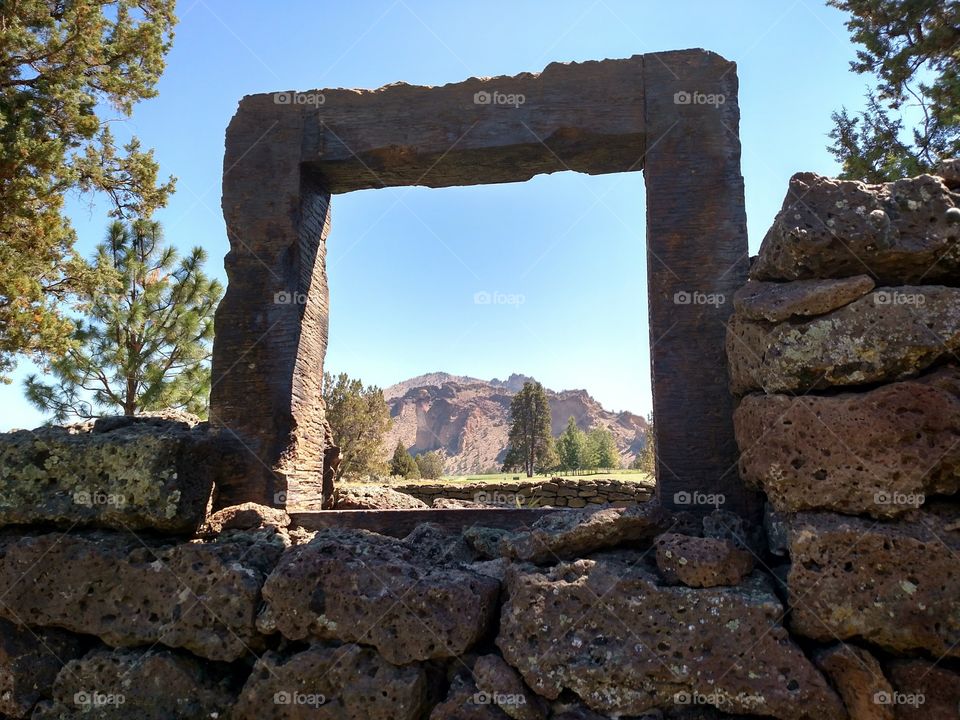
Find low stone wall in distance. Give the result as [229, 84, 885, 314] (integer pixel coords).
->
[395, 476, 655, 507]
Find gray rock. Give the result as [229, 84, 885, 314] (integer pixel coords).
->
[0, 619, 85, 718]
[733, 276, 875, 322]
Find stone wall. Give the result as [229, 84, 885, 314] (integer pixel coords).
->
[394, 476, 655, 508]
[0, 166, 958, 718]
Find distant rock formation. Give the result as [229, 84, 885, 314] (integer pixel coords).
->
[382, 372, 649, 475]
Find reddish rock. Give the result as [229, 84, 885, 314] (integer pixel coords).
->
[333, 484, 428, 509]
[0, 619, 85, 718]
[497, 556, 845, 719]
[197, 502, 290, 536]
[0, 531, 281, 662]
[498, 501, 674, 563]
[733, 276, 875, 322]
[784, 508, 960, 657]
[750, 172, 960, 284]
[32, 648, 235, 720]
[735, 367, 960, 518]
[232, 643, 427, 720]
[727, 285, 960, 394]
[654, 533, 753, 587]
[258, 528, 499, 664]
[473, 654, 547, 720]
[884, 658, 960, 719]
[430, 676, 511, 719]
[813, 643, 895, 720]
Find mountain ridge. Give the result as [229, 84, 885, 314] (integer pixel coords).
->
[382, 372, 648, 475]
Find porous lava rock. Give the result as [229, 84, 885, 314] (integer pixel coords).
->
[497, 555, 845, 719]
[813, 643, 895, 720]
[727, 285, 960, 394]
[733, 276, 875, 322]
[884, 658, 960, 719]
[232, 643, 428, 720]
[473, 654, 548, 720]
[497, 501, 674, 564]
[784, 508, 960, 657]
[197, 502, 290, 536]
[734, 366, 960, 518]
[332, 484, 428, 509]
[0, 419, 228, 533]
[749, 172, 960, 285]
[0, 531, 281, 661]
[31, 648, 236, 720]
[654, 533, 753, 588]
[0, 618, 85, 718]
[430, 675, 511, 719]
[258, 528, 499, 664]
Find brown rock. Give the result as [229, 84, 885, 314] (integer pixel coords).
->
[404, 522, 477, 564]
[0, 420, 229, 534]
[497, 556, 845, 719]
[498, 501, 673, 564]
[258, 528, 499, 664]
[430, 676, 511, 719]
[197, 502, 290, 536]
[333, 484, 428, 509]
[784, 509, 960, 657]
[32, 648, 235, 720]
[654, 533, 753, 587]
[750, 172, 960, 284]
[727, 285, 960, 394]
[0, 619, 85, 718]
[0, 531, 281, 662]
[473, 654, 547, 720]
[734, 276, 875, 322]
[463, 526, 513, 559]
[813, 643, 895, 720]
[938, 158, 960, 189]
[735, 366, 960, 518]
[232, 643, 427, 720]
[884, 658, 960, 719]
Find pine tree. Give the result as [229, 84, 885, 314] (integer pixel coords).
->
[0, 2, 177, 378]
[24, 220, 221, 420]
[502, 381, 553, 477]
[390, 441, 420, 479]
[588, 426, 620, 471]
[827, 0, 959, 181]
[322, 372, 392, 481]
[414, 450, 445, 480]
[556, 416, 588, 474]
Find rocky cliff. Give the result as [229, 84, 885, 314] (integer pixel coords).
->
[382, 373, 649, 475]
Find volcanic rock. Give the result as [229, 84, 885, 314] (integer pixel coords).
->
[0, 419, 228, 533]
[0, 619, 85, 718]
[32, 648, 235, 720]
[0, 531, 281, 661]
[727, 285, 960, 394]
[735, 366, 960, 518]
[232, 643, 428, 720]
[733, 276, 875, 322]
[750, 172, 960, 285]
[884, 658, 960, 719]
[258, 528, 499, 664]
[473, 654, 548, 720]
[497, 556, 845, 719]
[654, 533, 753, 587]
[784, 508, 960, 657]
[333, 484, 428, 509]
[813, 643, 895, 720]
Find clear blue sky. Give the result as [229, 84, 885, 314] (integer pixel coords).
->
[2, 0, 869, 430]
